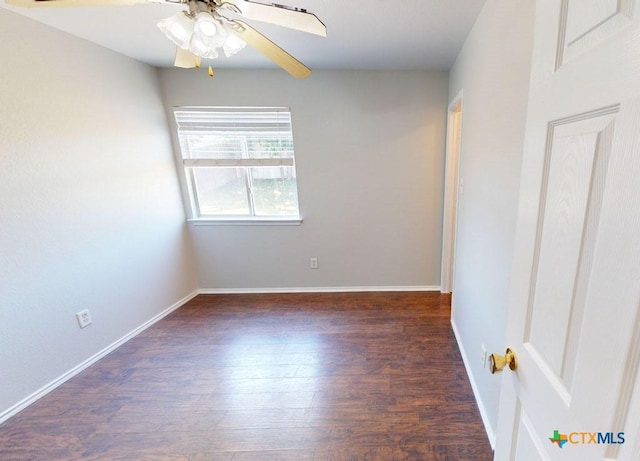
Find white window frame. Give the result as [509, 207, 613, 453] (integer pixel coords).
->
[172, 106, 302, 225]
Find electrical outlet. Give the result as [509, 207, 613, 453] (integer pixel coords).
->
[310, 257, 318, 269]
[481, 344, 487, 368]
[76, 309, 92, 329]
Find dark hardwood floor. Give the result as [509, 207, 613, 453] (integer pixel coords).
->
[0, 292, 493, 460]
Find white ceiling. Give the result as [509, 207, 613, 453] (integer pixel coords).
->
[1, 0, 486, 71]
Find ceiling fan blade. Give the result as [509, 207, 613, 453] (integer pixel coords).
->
[230, 20, 311, 79]
[224, 0, 326, 37]
[174, 47, 201, 69]
[6, 0, 146, 6]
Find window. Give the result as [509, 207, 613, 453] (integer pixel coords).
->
[173, 107, 301, 223]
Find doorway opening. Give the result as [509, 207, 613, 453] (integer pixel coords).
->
[441, 92, 463, 294]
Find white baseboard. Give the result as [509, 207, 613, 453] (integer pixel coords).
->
[199, 285, 441, 294]
[0, 289, 199, 425]
[451, 318, 497, 450]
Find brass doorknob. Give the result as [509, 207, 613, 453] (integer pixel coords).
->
[489, 347, 518, 374]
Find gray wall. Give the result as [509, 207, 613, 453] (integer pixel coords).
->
[447, 0, 535, 445]
[0, 10, 198, 420]
[159, 69, 449, 291]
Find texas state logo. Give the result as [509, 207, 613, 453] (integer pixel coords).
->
[549, 430, 568, 448]
[549, 430, 625, 448]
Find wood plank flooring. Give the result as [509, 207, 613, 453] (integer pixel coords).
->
[0, 292, 493, 460]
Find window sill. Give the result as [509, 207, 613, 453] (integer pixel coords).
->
[187, 217, 303, 226]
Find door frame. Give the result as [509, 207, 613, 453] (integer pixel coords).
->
[441, 90, 464, 294]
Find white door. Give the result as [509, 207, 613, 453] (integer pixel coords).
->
[494, 1, 640, 460]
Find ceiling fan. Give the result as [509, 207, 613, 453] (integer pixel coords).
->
[6, 0, 327, 78]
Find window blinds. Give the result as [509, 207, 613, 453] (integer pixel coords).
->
[174, 107, 295, 167]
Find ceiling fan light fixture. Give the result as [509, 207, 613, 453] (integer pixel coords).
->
[181, 12, 246, 60]
[193, 12, 227, 49]
[222, 32, 247, 58]
[189, 35, 220, 59]
[157, 11, 194, 50]
[193, 12, 218, 37]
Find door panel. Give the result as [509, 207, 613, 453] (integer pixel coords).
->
[513, 405, 552, 461]
[558, 0, 635, 67]
[527, 110, 617, 387]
